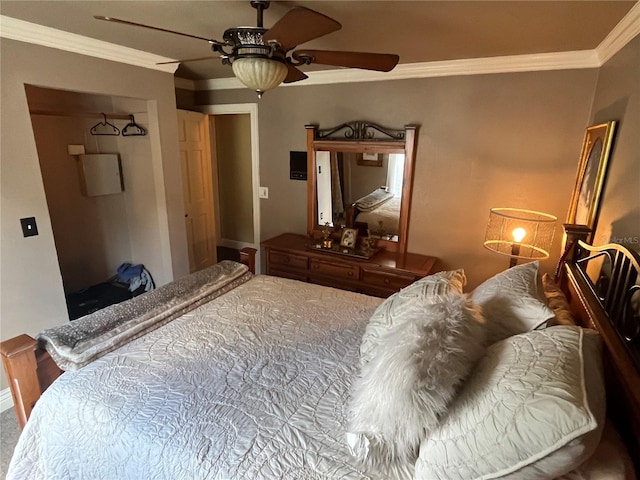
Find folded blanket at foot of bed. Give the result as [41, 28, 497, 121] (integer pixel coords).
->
[37, 261, 252, 371]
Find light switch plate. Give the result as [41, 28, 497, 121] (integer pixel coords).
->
[20, 217, 39, 237]
[259, 186, 269, 199]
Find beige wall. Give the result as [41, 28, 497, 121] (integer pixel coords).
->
[215, 114, 254, 244]
[197, 68, 599, 288]
[588, 35, 640, 249]
[31, 114, 134, 293]
[0, 38, 190, 389]
[344, 153, 389, 202]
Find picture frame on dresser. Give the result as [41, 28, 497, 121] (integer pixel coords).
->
[566, 121, 617, 237]
[340, 228, 358, 248]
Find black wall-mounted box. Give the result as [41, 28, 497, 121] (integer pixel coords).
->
[290, 151, 307, 180]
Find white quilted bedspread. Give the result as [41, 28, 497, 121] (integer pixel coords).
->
[7, 276, 388, 480]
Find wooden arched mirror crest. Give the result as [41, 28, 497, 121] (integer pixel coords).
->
[306, 121, 419, 255]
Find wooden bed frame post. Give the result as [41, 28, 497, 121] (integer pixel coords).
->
[0, 335, 42, 428]
[555, 224, 592, 281]
[239, 247, 257, 274]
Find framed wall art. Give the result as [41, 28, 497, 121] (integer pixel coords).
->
[356, 152, 387, 167]
[566, 121, 617, 235]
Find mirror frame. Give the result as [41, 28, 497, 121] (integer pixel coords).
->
[306, 121, 419, 255]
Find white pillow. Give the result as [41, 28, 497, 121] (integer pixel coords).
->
[348, 292, 485, 467]
[415, 326, 605, 480]
[472, 261, 555, 345]
[359, 269, 467, 366]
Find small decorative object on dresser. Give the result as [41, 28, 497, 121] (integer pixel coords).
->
[262, 233, 437, 298]
[340, 228, 358, 248]
[321, 222, 333, 248]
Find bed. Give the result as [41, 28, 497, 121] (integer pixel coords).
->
[350, 187, 401, 238]
[1, 228, 639, 479]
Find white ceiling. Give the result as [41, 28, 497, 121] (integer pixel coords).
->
[0, 1, 637, 83]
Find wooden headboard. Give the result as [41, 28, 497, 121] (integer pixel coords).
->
[558, 229, 640, 471]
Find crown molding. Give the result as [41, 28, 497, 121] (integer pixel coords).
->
[596, 1, 640, 64]
[0, 15, 178, 74]
[174, 77, 197, 90]
[191, 50, 600, 91]
[2, 2, 638, 93]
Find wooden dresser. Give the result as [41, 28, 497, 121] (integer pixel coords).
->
[262, 233, 437, 297]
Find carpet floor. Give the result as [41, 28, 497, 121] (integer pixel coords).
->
[0, 409, 20, 479]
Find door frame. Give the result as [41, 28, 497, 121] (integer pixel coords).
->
[198, 103, 261, 273]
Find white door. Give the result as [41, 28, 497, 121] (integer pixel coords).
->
[177, 110, 217, 272]
[316, 151, 333, 226]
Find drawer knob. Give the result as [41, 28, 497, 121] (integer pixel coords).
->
[384, 278, 390, 284]
[313, 264, 319, 269]
[348, 271, 353, 276]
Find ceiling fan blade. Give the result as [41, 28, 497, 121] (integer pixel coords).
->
[283, 64, 308, 84]
[94, 16, 222, 44]
[156, 57, 217, 65]
[263, 7, 341, 51]
[292, 50, 400, 72]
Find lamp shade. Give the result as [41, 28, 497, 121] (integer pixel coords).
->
[484, 208, 557, 260]
[232, 57, 288, 97]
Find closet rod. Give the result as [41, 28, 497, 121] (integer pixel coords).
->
[29, 110, 141, 120]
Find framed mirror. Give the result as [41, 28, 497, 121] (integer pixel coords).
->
[306, 121, 419, 255]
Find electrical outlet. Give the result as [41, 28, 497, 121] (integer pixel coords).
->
[259, 187, 269, 199]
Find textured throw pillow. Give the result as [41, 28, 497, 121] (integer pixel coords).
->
[542, 273, 577, 327]
[347, 292, 485, 467]
[471, 261, 555, 345]
[415, 326, 605, 480]
[359, 269, 467, 366]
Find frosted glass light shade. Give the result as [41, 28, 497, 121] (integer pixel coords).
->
[232, 57, 288, 95]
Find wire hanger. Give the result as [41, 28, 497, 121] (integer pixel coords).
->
[122, 115, 147, 137]
[90, 113, 120, 136]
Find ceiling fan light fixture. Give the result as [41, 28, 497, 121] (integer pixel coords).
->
[97, 2, 400, 97]
[231, 57, 288, 98]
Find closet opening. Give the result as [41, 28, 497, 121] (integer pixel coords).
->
[25, 85, 161, 320]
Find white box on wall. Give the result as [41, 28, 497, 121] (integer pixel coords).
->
[79, 154, 123, 196]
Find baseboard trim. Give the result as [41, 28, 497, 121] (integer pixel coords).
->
[0, 387, 13, 413]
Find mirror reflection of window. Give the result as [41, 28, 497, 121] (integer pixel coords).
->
[316, 151, 333, 226]
[386, 154, 405, 196]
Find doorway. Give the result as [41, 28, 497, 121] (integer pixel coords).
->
[200, 104, 261, 272]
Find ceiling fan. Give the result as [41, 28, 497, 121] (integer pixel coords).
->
[95, 1, 400, 97]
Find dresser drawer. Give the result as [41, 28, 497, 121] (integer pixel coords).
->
[268, 250, 308, 270]
[269, 267, 307, 282]
[310, 259, 360, 280]
[361, 268, 416, 290]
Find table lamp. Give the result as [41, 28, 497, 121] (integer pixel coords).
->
[484, 208, 557, 267]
